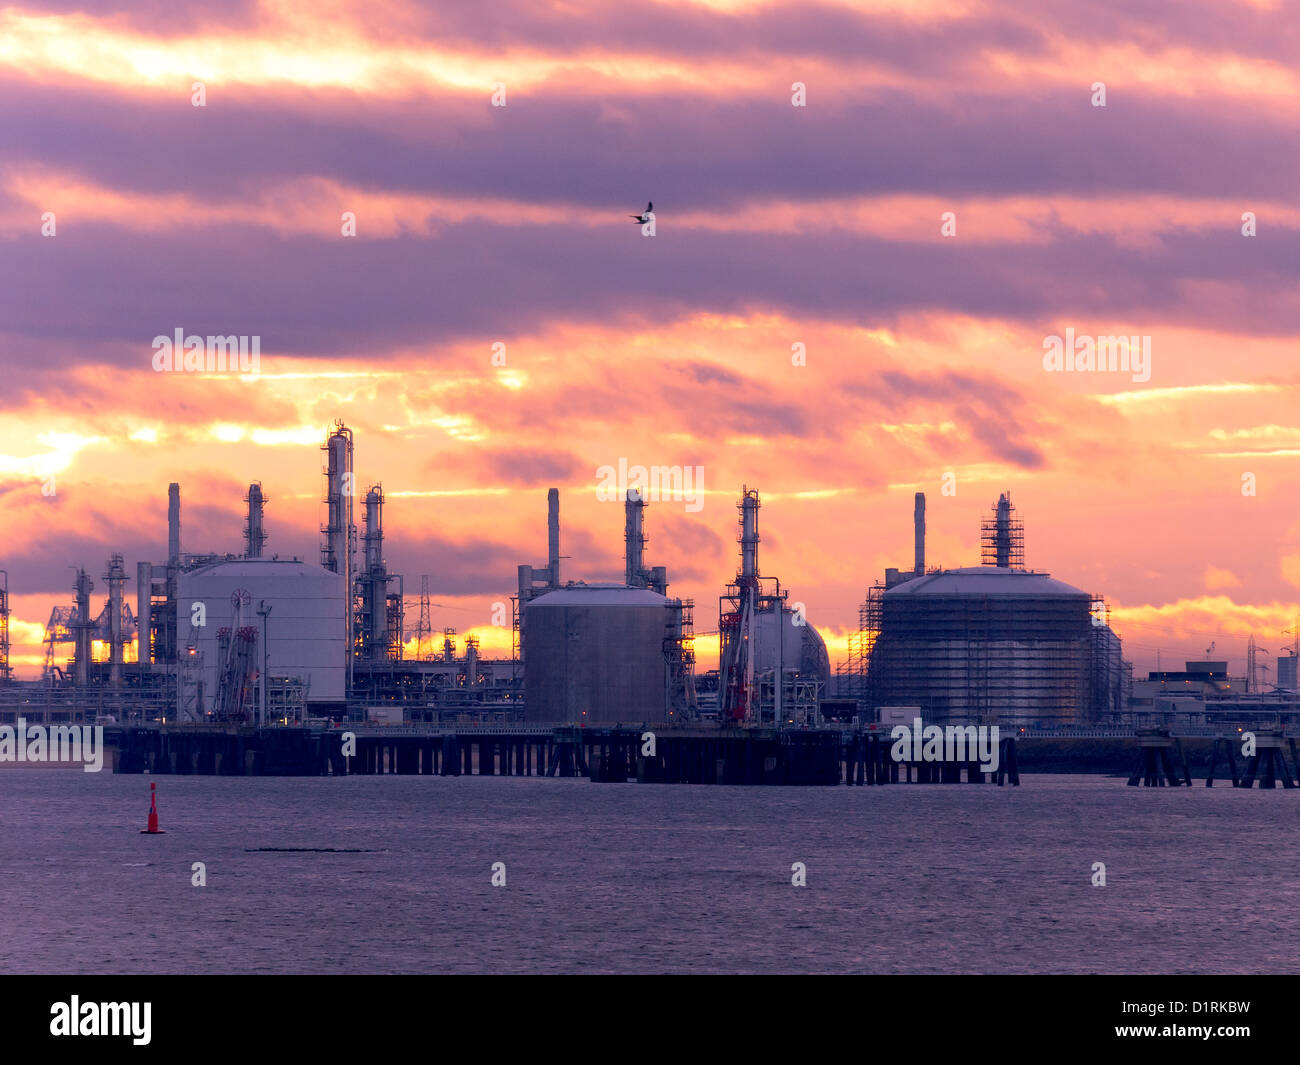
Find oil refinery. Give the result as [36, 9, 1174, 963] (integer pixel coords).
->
[0, 422, 1296, 733]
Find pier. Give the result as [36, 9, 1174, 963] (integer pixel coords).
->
[104, 724, 1020, 786]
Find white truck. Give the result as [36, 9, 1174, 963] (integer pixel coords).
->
[365, 706, 405, 725]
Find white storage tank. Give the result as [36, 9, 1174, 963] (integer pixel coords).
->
[176, 557, 347, 712]
[745, 606, 831, 689]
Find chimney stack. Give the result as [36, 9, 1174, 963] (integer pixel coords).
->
[167, 482, 181, 563]
[136, 561, 153, 666]
[547, 488, 560, 589]
[914, 492, 926, 576]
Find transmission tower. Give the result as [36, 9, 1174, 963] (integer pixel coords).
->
[414, 575, 433, 660]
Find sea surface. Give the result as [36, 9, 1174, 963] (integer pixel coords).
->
[1, 771, 1296, 974]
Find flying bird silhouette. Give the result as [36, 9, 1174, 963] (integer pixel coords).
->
[630, 201, 653, 223]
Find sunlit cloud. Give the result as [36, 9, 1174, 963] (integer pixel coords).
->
[0, 431, 104, 480]
[1096, 383, 1286, 407]
[1204, 565, 1241, 591]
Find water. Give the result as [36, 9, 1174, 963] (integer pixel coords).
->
[2, 772, 1296, 974]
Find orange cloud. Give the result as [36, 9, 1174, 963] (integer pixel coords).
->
[1203, 565, 1241, 590]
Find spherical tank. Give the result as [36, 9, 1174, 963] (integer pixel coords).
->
[745, 607, 830, 689]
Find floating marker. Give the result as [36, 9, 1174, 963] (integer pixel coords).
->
[141, 781, 165, 834]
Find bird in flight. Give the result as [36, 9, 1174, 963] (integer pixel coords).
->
[630, 201, 653, 223]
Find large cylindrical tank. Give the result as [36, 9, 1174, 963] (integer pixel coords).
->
[524, 585, 668, 723]
[177, 558, 347, 711]
[870, 566, 1100, 725]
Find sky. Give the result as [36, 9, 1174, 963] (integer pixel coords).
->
[1, 0, 1299, 682]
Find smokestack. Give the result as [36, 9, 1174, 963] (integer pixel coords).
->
[740, 488, 760, 579]
[136, 561, 152, 666]
[547, 488, 560, 589]
[625, 489, 646, 587]
[914, 492, 926, 576]
[167, 482, 181, 563]
[245, 483, 266, 558]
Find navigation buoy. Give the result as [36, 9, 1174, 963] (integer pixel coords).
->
[140, 781, 165, 834]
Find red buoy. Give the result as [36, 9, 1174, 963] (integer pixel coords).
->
[140, 781, 165, 834]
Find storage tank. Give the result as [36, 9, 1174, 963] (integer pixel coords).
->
[176, 557, 347, 712]
[524, 584, 669, 723]
[1279, 654, 1299, 692]
[745, 607, 831, 689]
[869, 566, 1100, 726]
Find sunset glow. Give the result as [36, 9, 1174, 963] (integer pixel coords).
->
[2, 0, 1298, 680]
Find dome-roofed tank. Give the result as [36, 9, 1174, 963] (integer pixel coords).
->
[523, 584, 670, 723]
[176, 557, 348, 713]
[872, 566, 1100, 725]
[885, 566, 1089, 601]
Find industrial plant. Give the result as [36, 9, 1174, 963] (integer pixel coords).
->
[6, 423, 519, 726]
[0, 423, 1296, 734]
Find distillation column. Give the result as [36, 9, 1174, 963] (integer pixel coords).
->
[105, 554, 126, 686]
[322, 424, 355, 682]
[625, 490, 646, 588]
[361, 486, 390, 660]
[73, 568, 93, 687]
[245, 483, 266, 558]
